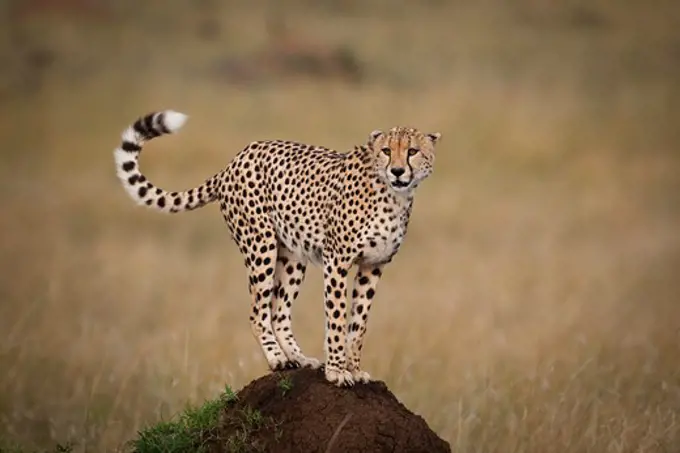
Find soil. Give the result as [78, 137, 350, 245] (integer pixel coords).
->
[206, 367, 451, 453]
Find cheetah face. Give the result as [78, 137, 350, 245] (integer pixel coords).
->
[369, 127, 442, 194]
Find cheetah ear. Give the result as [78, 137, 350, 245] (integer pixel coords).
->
[427, 132, 442, 145]
[368, 130, 384, 148]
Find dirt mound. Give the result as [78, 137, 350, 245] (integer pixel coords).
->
[207, 367, 450, 453]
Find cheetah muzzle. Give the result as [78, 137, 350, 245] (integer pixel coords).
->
[113, 111, 441, 387]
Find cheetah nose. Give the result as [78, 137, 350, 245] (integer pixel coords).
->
[390, 167, 405, 177]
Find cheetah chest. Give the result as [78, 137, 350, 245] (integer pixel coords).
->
[360, 218, 409, 265]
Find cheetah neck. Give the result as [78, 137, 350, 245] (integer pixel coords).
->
[358, 172, 414, 266]
[350, 146, 415, 222]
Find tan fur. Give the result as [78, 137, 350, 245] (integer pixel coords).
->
[113, 112, 441, 386]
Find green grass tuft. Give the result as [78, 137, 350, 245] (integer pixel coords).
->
[277, 376, 293, 397]
[127, 385, 279, 453]
[129, 387, 233, 453]
[222, 385, 239, 404]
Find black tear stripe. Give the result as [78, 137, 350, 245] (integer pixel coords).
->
[384, 155, 392, 175]
[406, 154, 414, 176]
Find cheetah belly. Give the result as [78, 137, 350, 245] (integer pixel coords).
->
[278, 232, 324, 266]
[271, 214, 325, 266]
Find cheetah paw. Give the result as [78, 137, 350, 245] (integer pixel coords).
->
[351, 369, 371, 383]
[281, 351, 322, 369]
[269, 359, 300, 371]
[298, 356, 322, 369]
[324, 365, 354, 387]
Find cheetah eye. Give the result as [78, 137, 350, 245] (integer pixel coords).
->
[381, 147, 391, 156]
[407, 148, 419, 156]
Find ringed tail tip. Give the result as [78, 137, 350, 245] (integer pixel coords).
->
[163, 110, 188, 133]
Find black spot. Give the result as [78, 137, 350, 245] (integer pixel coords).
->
[366, 289, 375, 299]
[157, 197, 166, 208]
[122, 161, 135, 172]
[332, 310, 341, 319]
[138, 186, 148, 197]
[358, 276, 369, 285]
[325, 300, 334, 309]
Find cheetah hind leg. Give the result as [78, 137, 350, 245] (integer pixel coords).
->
[244, 238, 297, 371]
[271, 247, 322, 370]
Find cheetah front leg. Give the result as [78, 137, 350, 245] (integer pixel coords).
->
[322, 257, 354, 387]
[271, 246, 321, 369]
[347, 263, 384, 383]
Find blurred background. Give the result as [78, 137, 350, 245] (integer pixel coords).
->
[0, 0, 679, 451]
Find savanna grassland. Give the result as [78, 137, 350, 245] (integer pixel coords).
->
[1, 1, 679, 451]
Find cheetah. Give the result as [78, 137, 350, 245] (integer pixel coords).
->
[113, 111, 441, 386]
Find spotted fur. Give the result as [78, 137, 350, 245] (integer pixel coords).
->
[113, 111, 442, 386]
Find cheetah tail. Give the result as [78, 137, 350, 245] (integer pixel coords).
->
[113, 110, 219, 214]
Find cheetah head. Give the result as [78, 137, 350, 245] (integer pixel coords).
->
[368, 126, 442, 194]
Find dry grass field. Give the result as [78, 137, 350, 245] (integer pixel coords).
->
[1, 1, 679, 451]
